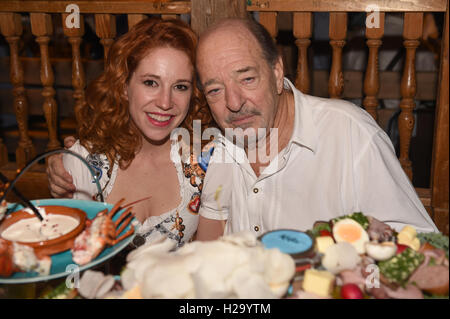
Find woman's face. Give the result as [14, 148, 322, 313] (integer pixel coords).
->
[126, 46, 193, 144]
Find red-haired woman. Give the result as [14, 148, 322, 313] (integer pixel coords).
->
[47, 18, 214, 247]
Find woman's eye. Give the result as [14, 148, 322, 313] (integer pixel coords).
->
[143, 80, 157, 87]
[175, 84, 190, 91]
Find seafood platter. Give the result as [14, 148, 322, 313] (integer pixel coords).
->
[0, 149, 137, 284]
[0, 198, 136, 284]
[37, 212, 449, 299]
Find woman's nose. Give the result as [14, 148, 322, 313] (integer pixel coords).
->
[156, 87, 172, 110]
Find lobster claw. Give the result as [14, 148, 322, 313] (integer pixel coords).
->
[71, 198, 136, 265]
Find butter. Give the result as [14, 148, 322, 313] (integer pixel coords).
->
[397, 225, 420, 251]
[302, 269, 335, 297]
[315, 236, 335, 254]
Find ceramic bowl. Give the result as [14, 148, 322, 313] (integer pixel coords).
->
[0, 205, 86, 257]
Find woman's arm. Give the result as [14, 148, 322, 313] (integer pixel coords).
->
[195, 216, 226, 241]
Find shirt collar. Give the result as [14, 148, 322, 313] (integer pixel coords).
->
[284, 78, 318, 153]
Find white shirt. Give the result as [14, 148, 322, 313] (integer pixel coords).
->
[199, 78, 438, 235]
[63, 140, 205, 246]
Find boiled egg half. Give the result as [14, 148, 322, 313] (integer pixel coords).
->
[332, 218, 369, 254]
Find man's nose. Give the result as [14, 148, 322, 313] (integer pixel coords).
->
[225, 84, 244, 112]
[156, 87, 172, 110]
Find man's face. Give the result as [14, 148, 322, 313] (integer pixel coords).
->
[196, 25, 284, 146]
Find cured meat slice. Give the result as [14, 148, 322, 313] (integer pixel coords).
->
[409, 265, 449, 296]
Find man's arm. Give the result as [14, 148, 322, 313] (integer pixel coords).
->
[354, 130, 438, 233]
[46, 136, 77, 198]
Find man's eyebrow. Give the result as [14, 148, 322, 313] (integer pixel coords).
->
[235, 66, 256, 73]
[202, 67, 256, 87]
[203, 78, 220, 87]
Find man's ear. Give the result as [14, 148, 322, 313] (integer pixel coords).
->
[273, 56, 284, 95]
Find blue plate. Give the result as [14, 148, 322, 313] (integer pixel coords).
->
[0, 199, 136, 284]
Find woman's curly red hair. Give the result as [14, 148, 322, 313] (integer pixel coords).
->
[78, 18, 213, 170]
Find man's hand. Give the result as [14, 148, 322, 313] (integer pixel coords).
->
[46, 136, 77, 198]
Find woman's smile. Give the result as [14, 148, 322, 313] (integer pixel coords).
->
[146, 112, 175, 127]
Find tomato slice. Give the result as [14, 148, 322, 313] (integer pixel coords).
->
[319, 230, 333, 237]
[396, 244, 409, 254]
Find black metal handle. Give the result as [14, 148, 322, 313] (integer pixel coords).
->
[0, 149, 105, 212]
[0, 172, 44, 221]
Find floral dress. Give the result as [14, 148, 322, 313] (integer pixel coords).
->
[62, 140, 214, 248]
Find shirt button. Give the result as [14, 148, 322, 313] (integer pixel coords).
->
[253, 188, 259, 194]
[254, 225, 260, 232]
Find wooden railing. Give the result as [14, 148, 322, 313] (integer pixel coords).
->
[0, 0, 448, 234]
[0, 1, 191, 167]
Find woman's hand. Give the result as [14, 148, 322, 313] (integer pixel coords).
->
[46, 136, 77, 198]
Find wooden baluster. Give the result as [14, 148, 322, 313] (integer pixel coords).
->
[190, 0, 247, 35]
[0, 13, 36, 166]
[293, 12, 312, 94]
[399, 13, 423, 180]
[62, 13, 85, 125]
[328, 13, 347, 98]
[127, 14, 146, 30]
[259, 12, 278, 41]
[30, 13, 60, 151]
[95, 14, 116, 66]
[363, 13, 385, 121]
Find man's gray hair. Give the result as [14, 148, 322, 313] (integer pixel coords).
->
[242, 18, 280, 66]
[203, 17, 280, 66]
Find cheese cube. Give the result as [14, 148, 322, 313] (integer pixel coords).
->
[409, 237, 421, 251]
[397, 234, 411, 247]
[315, 236, 335, 254]
[398, 226, 417, 242]
[302, 269, 335, 297]
[121, 285, 142, 299]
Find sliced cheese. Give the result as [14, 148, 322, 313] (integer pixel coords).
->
[302, 269, 335, 297]
[315, 236, 335, 254]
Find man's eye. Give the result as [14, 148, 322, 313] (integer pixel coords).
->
[206, 88, 220, 95]
[242, 77, 255, 84]
[143, 80, 157, 87]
